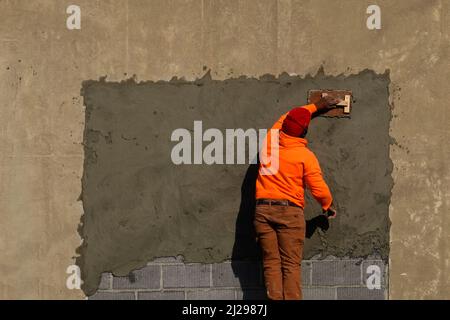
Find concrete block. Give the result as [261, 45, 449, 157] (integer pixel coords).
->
[236, 289, 268, 300]
[301, 261, 312, 287]
[163, 264, 210, 288]
[138, 291, 185, 300]
[187, 289, 235, 300]
[303, 288, 336, 300]
[98, 273, 112, 290]
[89, 291, 135, 300]
[311, 260, 361, 286]
[362, 260, 387, 287]
[337, 287, 386, 300]
[212, 262, 261, 288]
[113, 265, 161, 289]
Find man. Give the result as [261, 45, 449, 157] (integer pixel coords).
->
[254, 95, 340, 300]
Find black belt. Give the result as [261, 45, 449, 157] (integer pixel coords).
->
[256, 198, 301, 208]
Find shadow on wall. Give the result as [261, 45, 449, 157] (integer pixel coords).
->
[231, 163, 262, 299]
[231, 162, 329, 300]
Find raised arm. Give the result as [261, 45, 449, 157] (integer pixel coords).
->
[303, 151, 333, 211]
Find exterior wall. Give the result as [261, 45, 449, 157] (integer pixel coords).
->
[0, 0, 448, 299]
[89, 258, 387, 300]
[78, 71, 391, 295]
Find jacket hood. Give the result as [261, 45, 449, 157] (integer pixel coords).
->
[279, 131, 308, 148]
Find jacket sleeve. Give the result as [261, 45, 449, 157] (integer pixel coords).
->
[303, 103, 318, 114]
[303, 151, 333, 210]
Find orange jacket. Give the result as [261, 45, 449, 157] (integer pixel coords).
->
[255, 104, 333, 210]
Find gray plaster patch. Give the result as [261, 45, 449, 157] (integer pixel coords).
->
[77, 70, 392, 295]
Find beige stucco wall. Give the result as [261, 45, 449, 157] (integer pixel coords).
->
[0, 0, 448, 299]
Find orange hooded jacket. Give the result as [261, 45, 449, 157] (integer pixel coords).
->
[255, 104, 333, 210]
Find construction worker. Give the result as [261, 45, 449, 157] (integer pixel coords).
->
[254, 96, 340, 300]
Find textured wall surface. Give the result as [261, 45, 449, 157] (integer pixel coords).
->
[89, 257, 387, 300]
[0, 0, 449, 299]
[78, 71, 391, 295]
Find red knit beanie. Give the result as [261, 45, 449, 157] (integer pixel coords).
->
[281, 107, 311, 137]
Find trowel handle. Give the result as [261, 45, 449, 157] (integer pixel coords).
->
[321, 93, 351, 114]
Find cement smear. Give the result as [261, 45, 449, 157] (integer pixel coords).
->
[77, 70, 392, 295]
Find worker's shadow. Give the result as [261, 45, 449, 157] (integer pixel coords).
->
[231, 163, 329, 300]
[231, 163, 262, 300]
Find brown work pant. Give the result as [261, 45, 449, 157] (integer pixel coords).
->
[254, 203, 305, 300]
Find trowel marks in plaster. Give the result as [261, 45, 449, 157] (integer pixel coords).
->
[77, 70, 392, 295]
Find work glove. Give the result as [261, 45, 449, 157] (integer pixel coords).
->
[315, 94, 343, 111]
[322, 94, 343, 107]
[323, 204, 337, 219]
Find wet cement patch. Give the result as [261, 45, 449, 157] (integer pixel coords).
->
[77, 70, 392, 295]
